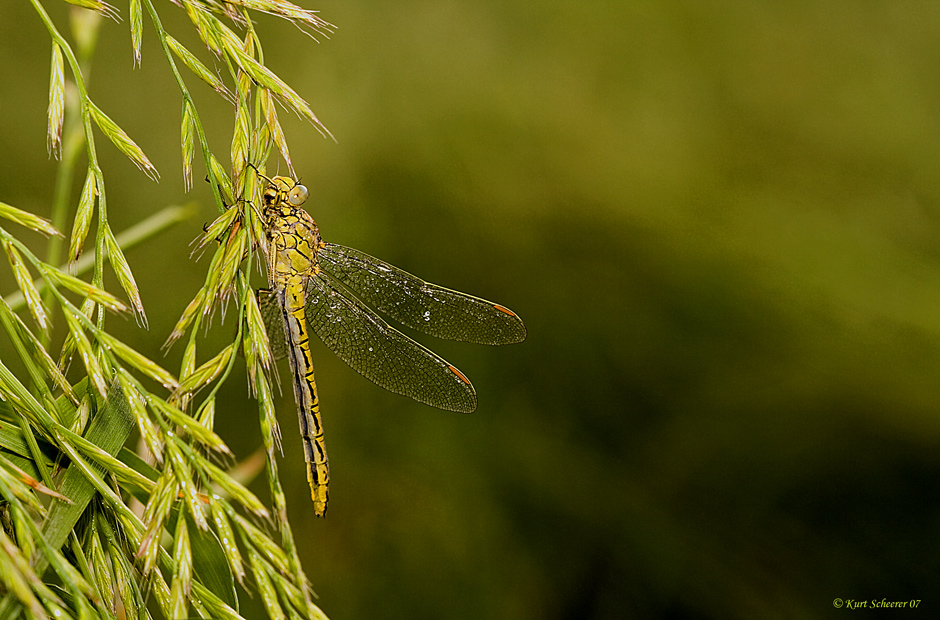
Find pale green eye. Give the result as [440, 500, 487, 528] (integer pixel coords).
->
[288, 184, 309, 206]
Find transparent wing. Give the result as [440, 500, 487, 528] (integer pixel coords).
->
[257, 280, 478, 413]
[304, 273, 477, 412]
[318, 243, 526, 345]
[258, 288, 290, 359]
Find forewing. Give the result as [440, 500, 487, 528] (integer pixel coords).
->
[318, 243, 526, 345]
[304, 273, 477, 413]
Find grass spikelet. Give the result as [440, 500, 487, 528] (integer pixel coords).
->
[243, 287, 273, 390]
[181, 100, 195, 190]
[117, 371, 165, 463]
[174, 343, 236, 397]
[69, 170, 97, 266]
[40, 265, 128, 314]
[138, 471, 177, 575]
[182, 0, 224, 56]
[260, 89, 293, 177]
[61, 0, 119, 21]
[222, 38, 333, 140]
[165, 286, 206, 350]
[0, 201, 61, 238]
[209, 500, 245, 584]
[1, 239, 49, 331]
[151, 396, 231, 456]
[88, 102, 160, 181]
[129, 0, 142, 65]
[60, 309, 108, 398]
[104, 227, 147, 328]
[208, 154, 234, 205]
[47, 42, 65, 158]
[169, 512, 193, 618]
[247, 546, 287, 620]
[98, 331, 178, 390]
[232, 103, 251, 185]
[167, 35, 233, 102]
[204, 460, 269, 518]
[223, 0, 335, 38]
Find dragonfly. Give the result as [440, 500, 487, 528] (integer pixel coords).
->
[256, 174, 526, 516]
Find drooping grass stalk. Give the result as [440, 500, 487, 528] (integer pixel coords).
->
[2, 0, 337, 618]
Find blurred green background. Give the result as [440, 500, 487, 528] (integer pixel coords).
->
[3, 1, 940, 618]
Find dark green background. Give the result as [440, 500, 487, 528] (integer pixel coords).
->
[2, 2, 940, 618]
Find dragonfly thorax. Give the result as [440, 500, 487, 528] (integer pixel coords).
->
[261, 176, 322, 289]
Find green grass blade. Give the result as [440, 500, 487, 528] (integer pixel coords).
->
[36, 380, 134, 575]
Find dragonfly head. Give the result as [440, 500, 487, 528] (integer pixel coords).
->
[263, 176, 309, 208]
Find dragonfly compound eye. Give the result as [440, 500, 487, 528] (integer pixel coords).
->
[288, 184, 309, 206]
